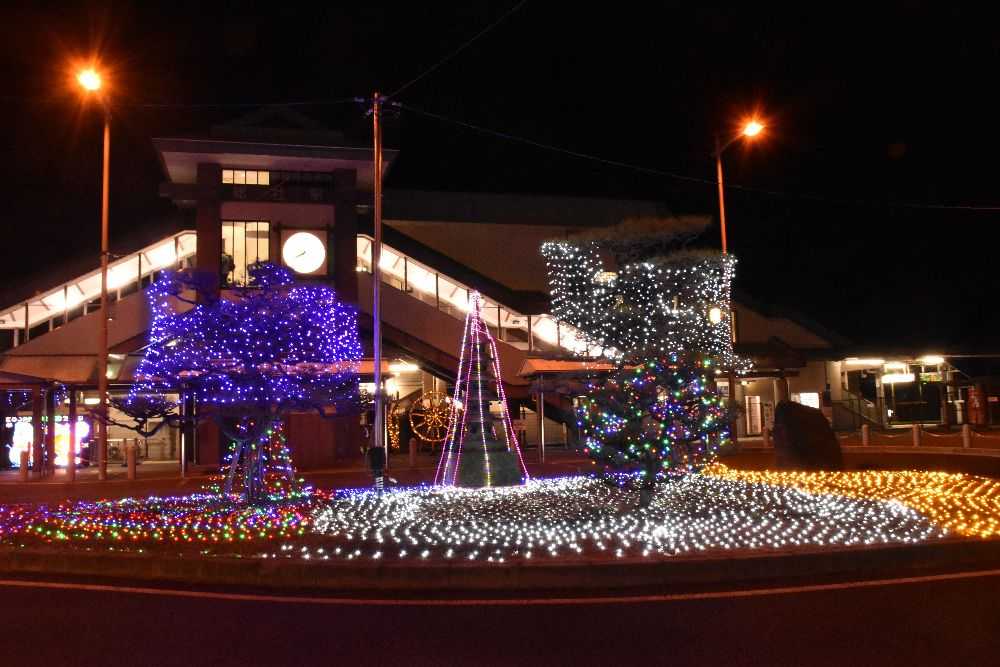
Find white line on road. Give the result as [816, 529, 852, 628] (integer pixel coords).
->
[2, 568, 1000, 606]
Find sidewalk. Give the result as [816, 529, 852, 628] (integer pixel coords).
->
[0, 450, 593, 504]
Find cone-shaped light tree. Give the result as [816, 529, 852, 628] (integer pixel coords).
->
[434, 292, 530, 487]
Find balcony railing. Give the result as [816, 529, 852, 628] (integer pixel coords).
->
[355, 235, 594, 356]
[0, 231, 197, 349]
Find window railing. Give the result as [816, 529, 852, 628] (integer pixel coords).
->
[355, 235, 594, 356]
[0, 231, 197, 349]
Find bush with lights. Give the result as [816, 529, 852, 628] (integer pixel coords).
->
[126, 262, 362, 503]
[541, 219, 744, 501]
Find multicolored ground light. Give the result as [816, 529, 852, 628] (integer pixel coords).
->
[1, 467, 1000, 561]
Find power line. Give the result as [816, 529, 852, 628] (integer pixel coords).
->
[387, 1, 530, 101]
[393, 101, 710, 185]
[0, 95, 360, 109]
[131, 98, 360, 109]
[394, 101, 1000, 213]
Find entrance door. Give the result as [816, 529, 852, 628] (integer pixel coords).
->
[745, 395, 762, 435]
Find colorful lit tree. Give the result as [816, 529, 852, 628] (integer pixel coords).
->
[128, 262, 361, 503]
[541, 220, 743, 500]
[434, 292, 529, 487]
[576, 355, 733, 500]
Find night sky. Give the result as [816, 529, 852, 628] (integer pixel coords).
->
[2, 3, 999, 352]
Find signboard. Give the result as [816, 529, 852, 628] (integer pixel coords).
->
[920, 372, 943, 383]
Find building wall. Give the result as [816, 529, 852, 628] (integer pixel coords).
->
[386, 221, 574, 292]
[733, 304, 832, 348]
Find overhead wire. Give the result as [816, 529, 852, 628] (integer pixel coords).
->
[386, 0, 530, 101]
[393, 101, 1000, 213]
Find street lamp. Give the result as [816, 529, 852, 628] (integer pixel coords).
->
[714, 118, 765, 254]
[77, 66, 111, 481]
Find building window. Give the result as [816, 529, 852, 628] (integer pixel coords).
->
[222, 169, 270, 186]
[792, 392, 821, 410]
[222, 221, 270, 286]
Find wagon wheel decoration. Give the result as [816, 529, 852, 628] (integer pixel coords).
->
[408, 390, 460, 444]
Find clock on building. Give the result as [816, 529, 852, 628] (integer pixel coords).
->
[281, 231, 326, 274]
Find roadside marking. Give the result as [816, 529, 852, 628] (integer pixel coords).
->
[1, 568, 999, 606]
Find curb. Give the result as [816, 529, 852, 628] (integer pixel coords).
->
[2, 538, 999, 596]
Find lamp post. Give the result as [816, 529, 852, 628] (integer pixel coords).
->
[714, 118, 764, 448]
[714, 119, 764, 255]
[77, 67, 110, 481]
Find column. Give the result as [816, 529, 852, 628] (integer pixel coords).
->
[44, 387, 56, 477]
[194, 163, 222, 298]
[332, 169, 358, 305]
[67, 387, 77, 482]
[31, 387, 42, 479]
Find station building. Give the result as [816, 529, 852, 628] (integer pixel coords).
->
[0, 108, 994, 470]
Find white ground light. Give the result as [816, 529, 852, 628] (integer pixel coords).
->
[302, 475, 946, 563]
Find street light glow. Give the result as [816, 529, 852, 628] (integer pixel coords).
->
[77, 68, 102, 92]
[742, 119, 764, 137]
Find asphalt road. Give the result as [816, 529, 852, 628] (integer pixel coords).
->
[2, 571, 999, 667]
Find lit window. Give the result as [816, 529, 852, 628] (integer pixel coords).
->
[221, 221, 271, 286]
[221, 169, 270, 186]
[793, 392, 821, 409]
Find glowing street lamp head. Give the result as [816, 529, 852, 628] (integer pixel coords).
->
[742, 119, 764, 138]
[77, 68, 102, 92]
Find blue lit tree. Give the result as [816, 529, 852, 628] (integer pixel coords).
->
[128, 263, 361, 503]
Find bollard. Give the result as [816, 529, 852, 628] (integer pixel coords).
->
[962, 424, 972, 449]
[912, 424, 921, 447]
[18, 451, 29, 482]
[126, 442, 137, 480]
[862, 424, 870, 446]
[762, 428, 771, 448]
[408, 437, 417, 468]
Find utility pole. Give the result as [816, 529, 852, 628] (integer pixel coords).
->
[98, 109, 110, 481]
[372, 92, 385, 464]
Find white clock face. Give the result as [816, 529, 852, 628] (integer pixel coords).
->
[282, 231, 326, 274]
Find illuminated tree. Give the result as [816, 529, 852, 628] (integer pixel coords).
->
[541, 221, 743, 499]
[128, 263, 361, 502]
[576, 355, 734, 502]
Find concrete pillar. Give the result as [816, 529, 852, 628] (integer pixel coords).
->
[67, 387, 77, 482]
[962, 423, 972, 449]
[332, 169, 358, 305]
[911, 423, 921, 447]
[126, 441, 137, 480]
[727, 371, 739, 448]
[44, 387, 56, 477]
[194, 163, 222, 298]
[862, 423, 870, 446]
[31, 387, 42, 479]
[537, 389, 546, 464]
[773, 374, 790, 404]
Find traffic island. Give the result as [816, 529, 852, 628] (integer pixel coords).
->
[2, 465, 1000, 597]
